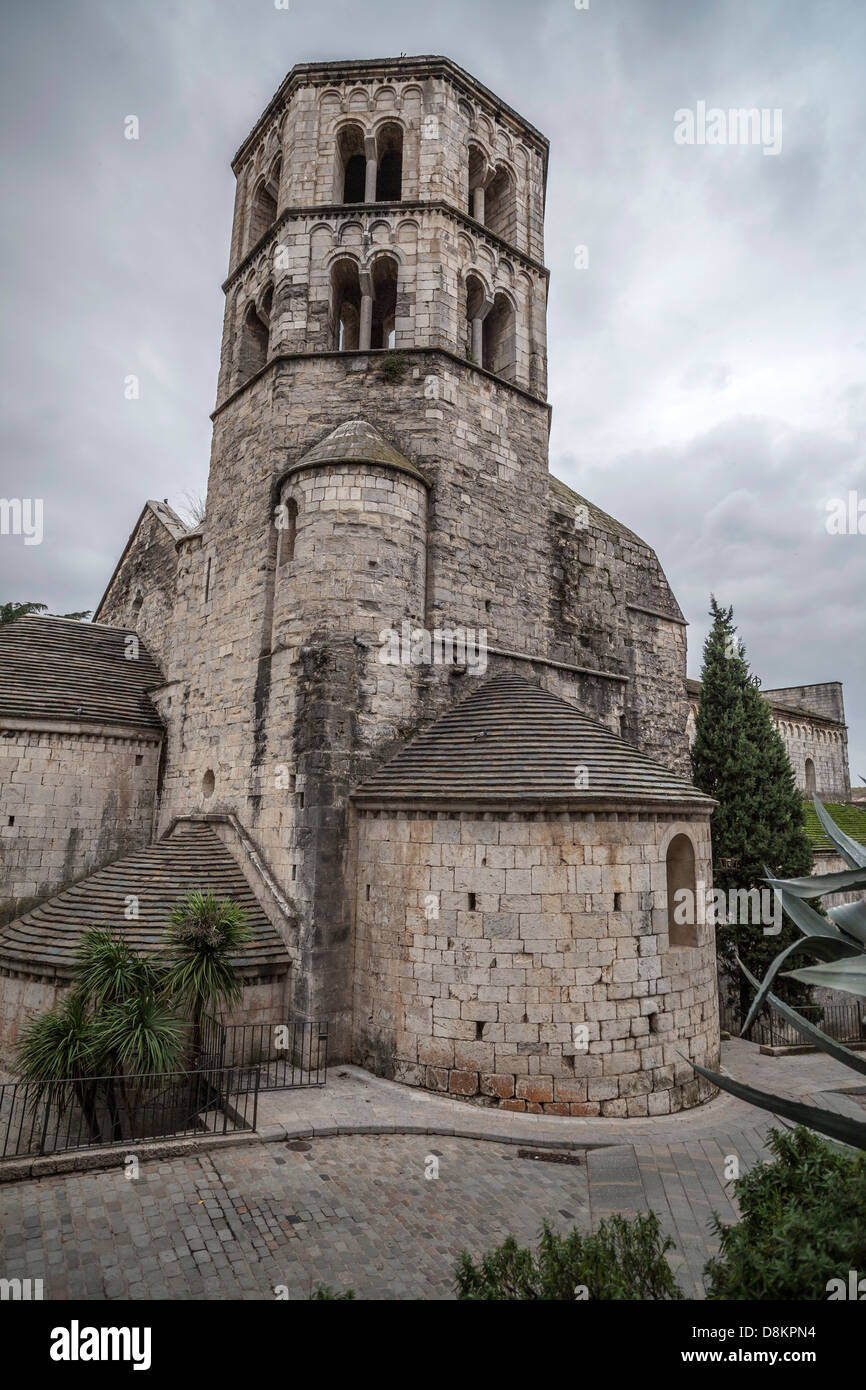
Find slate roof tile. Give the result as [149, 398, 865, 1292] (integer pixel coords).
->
[0, 823, 289, 978]
[0, 615, 164, 730]
[352, 674, 714, 808]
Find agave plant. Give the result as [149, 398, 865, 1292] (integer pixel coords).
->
[693, 799, 866, 1150]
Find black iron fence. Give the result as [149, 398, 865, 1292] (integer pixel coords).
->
[201, 1016, 328, 1091]
[721, 998, 866, 1050]
[0, 1065, 259, 1161]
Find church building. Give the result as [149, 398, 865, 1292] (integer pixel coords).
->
[0, 56, 723, 1116]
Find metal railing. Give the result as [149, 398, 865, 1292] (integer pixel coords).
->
[201, 1015, 328, 1090]
[721, 998, 866, 1050]
[0, 1065, 259, 1160]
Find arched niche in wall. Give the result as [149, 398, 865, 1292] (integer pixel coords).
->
[666, 832, 698, 948]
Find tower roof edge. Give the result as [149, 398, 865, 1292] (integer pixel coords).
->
[230, 54, 549, 173]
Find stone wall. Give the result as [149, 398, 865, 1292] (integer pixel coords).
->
[549, 487, 691, 778]
[95, 506, 180, 673]
[769, 711, 849, 801]
[352, 808, 719, 1114]
[0, 725, 161, 925]
[0, 968, 64, 1069]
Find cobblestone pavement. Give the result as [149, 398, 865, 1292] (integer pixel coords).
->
[1, 1041, 863, 1300]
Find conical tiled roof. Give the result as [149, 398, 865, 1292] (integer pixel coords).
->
[0, 823, 289, 979]
[353, 674, 714, 809]
[0, 616, 164, 729]
[282, 419, 427, 484]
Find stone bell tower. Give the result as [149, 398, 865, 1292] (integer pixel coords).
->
[145, 58, 555, 1056]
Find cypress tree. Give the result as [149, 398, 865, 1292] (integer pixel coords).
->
[691, 598, 813, 1017]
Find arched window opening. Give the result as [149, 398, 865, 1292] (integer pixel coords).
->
[370, 256, 398, 349]
[483, 292, 516, 381]
[248, 180, 277, 250]
[375, 123, 403, 201]
[805, 757, 816, 796]
[666, 833, 698, 949]
[239, 291, 271, 380]
[330, 258, 362, 350]
[464, 273, 489, 364]
[336, 125, 367, 204]
[486, 165, 517, 243]
[467, 145, 487, 220]
[278, 497, 297, 566]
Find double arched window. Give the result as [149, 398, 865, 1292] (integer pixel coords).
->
[464, 275, 517, 381]
[336, 123, 403, 205]
[331, 255, 399, 351]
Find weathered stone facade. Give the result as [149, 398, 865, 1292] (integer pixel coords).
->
[353, 809, 718, 1115]
[3, 57, 726, 1106]
[0, 724, 161, 926]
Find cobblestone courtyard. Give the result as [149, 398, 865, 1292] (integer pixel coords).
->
[2, 1041, 863, 1300]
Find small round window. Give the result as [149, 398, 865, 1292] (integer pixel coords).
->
[202, 769, 215, 799]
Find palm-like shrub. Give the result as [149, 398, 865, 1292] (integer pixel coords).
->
[161, 890, 252, 1057]
[15, 991, 100, 1082]
[693, 799, 866, 1149]
[98, 992, 186, 1075]
[12, 897, 252, 1147]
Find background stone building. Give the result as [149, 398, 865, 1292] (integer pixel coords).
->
[687, 677, 851, 803]
[0, 56, 729, 1113]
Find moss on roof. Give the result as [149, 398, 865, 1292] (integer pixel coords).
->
[549, 475, 646, 546]
[803, 800, 866, 853]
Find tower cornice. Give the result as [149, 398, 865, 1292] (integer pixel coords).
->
[231, 55, 549, 173]
[223, 199, 550, 294]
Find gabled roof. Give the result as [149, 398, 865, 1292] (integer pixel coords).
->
[280, 419, 428, 486]
[0, 615, 164, 730]
[0, 823, 289, 979]
[93, 499, 188, 620]
[352, 674, 714, 810]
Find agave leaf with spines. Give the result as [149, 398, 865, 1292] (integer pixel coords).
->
[828, 898, 866, 943]
[738, 875, 858, 1035]
[765, 867, 866, 898]
[691, 800, 866, 1148]
[785, 956, 866, 998]
[690, 1058, 866, 1150]
[735, 953, 866, 1078]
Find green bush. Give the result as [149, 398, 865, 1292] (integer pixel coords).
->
[705, 1126, 866, 1300]
[309, 1284, 355, 1300]
[455, 1213, 683, 1300]
[378, 351, 408, 383]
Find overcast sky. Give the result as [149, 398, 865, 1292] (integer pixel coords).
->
[1, 0, 863, 778]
